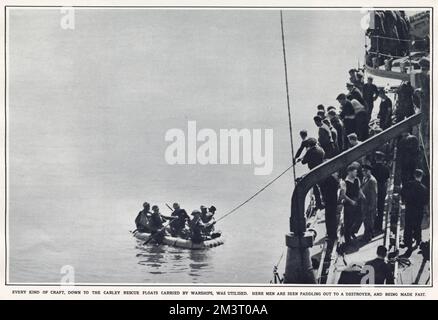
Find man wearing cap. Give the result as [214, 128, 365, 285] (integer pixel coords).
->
[363, 76, 379, 119]
[400, 169, 428, 252]
[135, 202, 152, 233]
[377, 88, 393, 130]
[314, 115, 335, 159]
[327, 109, 345, 152]
[337, 93, 356, 137]
[372, 151, 391, 233]
[189, 210, 216, 243]
[360, 164, 378, 242]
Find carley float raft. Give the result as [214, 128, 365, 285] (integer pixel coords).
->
[133, 231, 224, 250]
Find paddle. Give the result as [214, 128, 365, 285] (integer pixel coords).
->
[143, 220, 173, 246]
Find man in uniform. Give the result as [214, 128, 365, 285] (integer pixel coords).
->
[301, 138, 325, 209]
[363, 76, 379, 119]
[360, 164, 378, 242]
[397, 132, 420, 185]
[371, 151, 390, 233]
[314, 115, 336, 159]
[377, 88, 393, 130]
[337, 93, 356, 138]
[319, 172, 340, 241]
[323, 118, 339, 156]
[401, 169, 428, 253]
[327, 109, 345, 152]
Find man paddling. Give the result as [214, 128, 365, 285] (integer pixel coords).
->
[169, 203, 190, 238]
[148, 205, 170, 243]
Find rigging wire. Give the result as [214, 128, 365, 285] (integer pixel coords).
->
[280, 10, 297, 186]
[418, 129, 430, 173]
[215, 163, 294, 223]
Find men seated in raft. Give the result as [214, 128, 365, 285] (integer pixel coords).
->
[148, 205, 168, 243]
[134, 202, 152, 233]
[134, 202, 220, 243]
[169, 202, 191, 238]
[189, 210, 217, 244]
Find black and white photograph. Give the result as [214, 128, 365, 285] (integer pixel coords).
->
[2, 4, 432, 290]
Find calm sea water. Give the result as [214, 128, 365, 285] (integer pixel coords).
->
[7, 9, 366, 283]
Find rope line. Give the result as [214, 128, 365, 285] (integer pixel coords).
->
[216, 164, 294, 222]
[369, 34, 427, 42]
[419, 130, 430, 172]
[367, 50, 408, 60]
[280, 10, 297, 185]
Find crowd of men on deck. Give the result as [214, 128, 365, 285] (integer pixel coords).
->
[134, 202, 218, 244]
[365, 10, 429, 69]
[366, 10, 413, 65]
[294, 62, 429, 283]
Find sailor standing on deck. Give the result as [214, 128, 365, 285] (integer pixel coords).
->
[377, 88, 393, 130]
[294, 130, 309, 163]
[319, 172, 340, 241]
[337, 93, 356, 140]
[397, 132, 420, 185]
[400, 169, 428, 252]
[302, 138, 325, 209]
[360, 164, 378, 242]
[323, 118, 339, 156]
[314, 116, 336, 159]
[371, 151, 390, 233]
[327, 108, 345, 152]
[363, 76, 379, 119]
[340, 165, 364, 245]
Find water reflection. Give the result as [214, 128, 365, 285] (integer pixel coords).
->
[134, 239, 214, 282]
